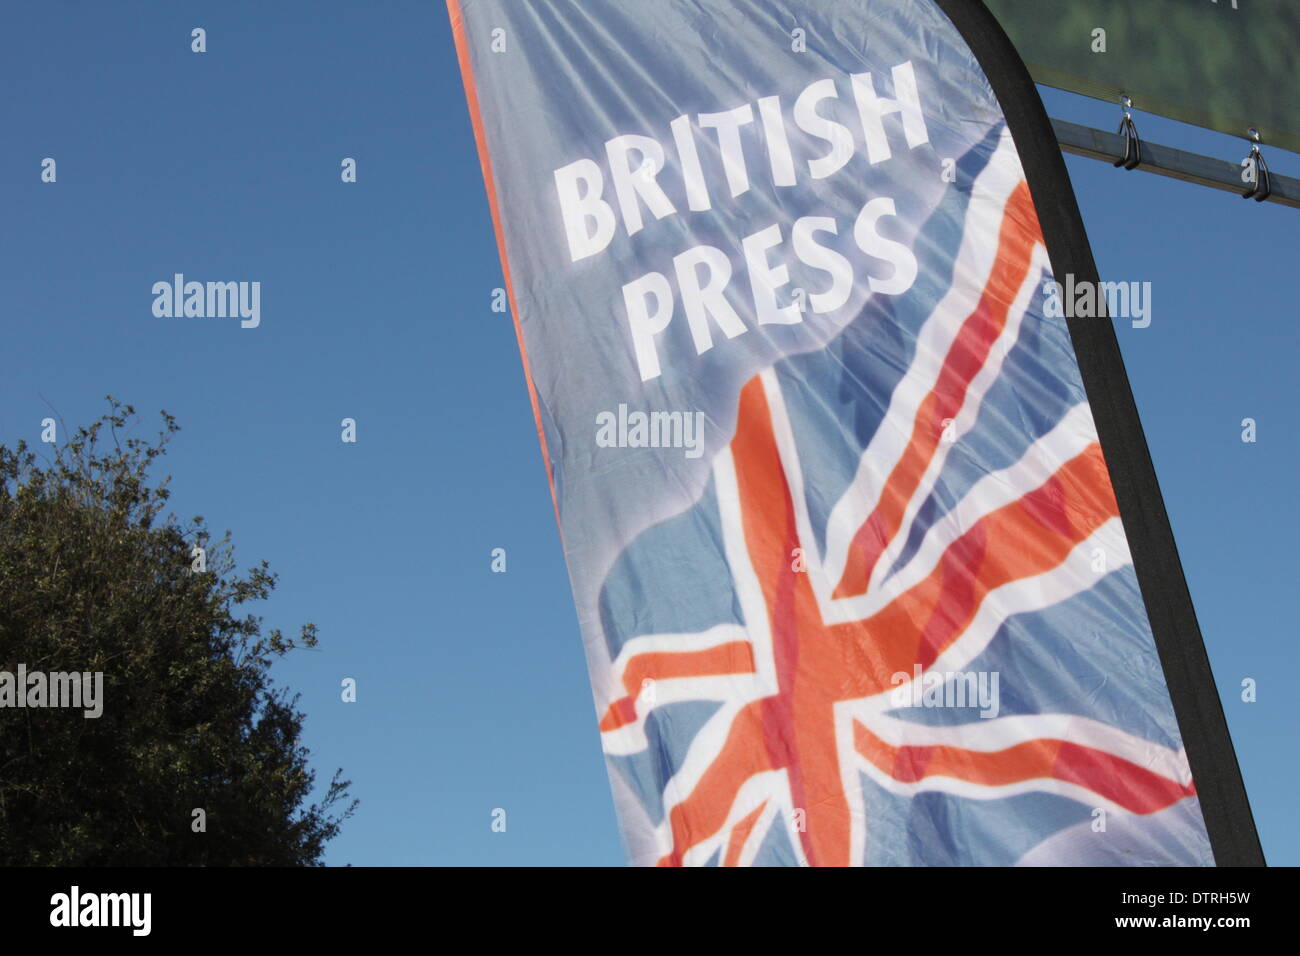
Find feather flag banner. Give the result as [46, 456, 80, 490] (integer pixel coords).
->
[448, 0, 1259, 866]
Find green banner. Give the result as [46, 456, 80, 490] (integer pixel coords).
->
[984, 0, 1300, 154]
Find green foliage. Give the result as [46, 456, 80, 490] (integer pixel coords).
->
[0, 399, 355, 865]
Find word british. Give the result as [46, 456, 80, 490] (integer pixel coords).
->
[553, 62, 931, 381]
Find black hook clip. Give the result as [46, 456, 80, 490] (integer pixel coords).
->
[1241, 128, 1271, 202]
[1114, 95, 1141, 170]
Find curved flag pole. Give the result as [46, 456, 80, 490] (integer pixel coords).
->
[935, 0, 1265, 866]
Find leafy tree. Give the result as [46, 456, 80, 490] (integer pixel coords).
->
[0, 399, 355, 865]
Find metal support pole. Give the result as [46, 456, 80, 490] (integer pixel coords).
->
[1052, 118, 1300, 210]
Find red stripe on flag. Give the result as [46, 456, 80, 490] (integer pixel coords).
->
[854, 721, 1195, 814]
[598, 641, 757, 732]
[835, 181, 1042, 599]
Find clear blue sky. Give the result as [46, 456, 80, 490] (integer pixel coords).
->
[1, 1, 1294, 866]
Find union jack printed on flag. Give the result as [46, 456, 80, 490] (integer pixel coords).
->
[450, 0, 1214, 865]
